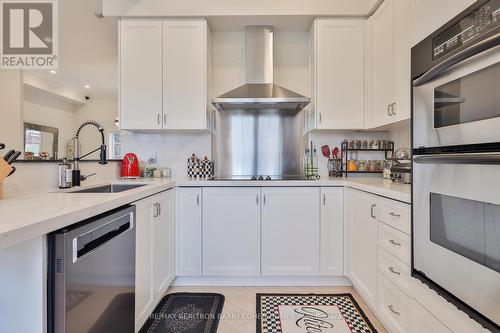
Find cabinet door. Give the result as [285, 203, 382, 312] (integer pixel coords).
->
[320, 187, 344, 276]
[262, 187, 320, 276]
[177, 188, 202, 276]
[163, 20, 207, 130]
[315, 19, 365, 129]
[347, 188, 378, 309]
[393, 0, 411, 123]
[153, 190, 174, 299]
[119, 20, 163, 130]
[203, 188, 261, 276]
[369, 0, 395, 128]
[134, 196, 156, 329]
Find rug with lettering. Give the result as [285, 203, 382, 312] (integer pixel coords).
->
[257, 293, 377, 333]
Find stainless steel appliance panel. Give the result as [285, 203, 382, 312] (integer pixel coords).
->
[212, 109, 306, 179]
[413, 44, 500, 149]
[413, 156, 500, 327]
[52, 206, 135, 333]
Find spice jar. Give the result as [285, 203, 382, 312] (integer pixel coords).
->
[347, 160, 357, 172]
[368, 160, 379, 172]
[358, 160, 368, 171]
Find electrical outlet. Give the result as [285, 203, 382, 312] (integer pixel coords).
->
[148, 152, 157, 164]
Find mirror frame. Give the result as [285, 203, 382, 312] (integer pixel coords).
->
[23, 122, 59, 160]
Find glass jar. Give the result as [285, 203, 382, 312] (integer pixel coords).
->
[368, 160, 379, 172]
[347, 160, 357, 172]
[358, 160, 368, 171]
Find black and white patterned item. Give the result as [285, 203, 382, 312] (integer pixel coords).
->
[187, 154, 214, 179]
[257, 293, 377, 333]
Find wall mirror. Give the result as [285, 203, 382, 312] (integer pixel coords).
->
[23, 123, 59, 160]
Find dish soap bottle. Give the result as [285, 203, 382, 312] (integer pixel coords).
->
[304, 148, 312, 178]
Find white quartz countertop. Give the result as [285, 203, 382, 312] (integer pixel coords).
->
[176, 177, 411, 203]
[0, 177, 410, 250]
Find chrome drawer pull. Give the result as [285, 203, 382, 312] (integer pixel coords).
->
[388, 305, 400, 315]
[389, 212, 401, 217]
[388, 266, 401, 275]
[389, 239, 402, 246]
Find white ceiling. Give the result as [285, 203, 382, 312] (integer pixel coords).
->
[26, 0, 118, 99]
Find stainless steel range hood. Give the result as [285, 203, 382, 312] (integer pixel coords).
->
[212, 26, 310, 111]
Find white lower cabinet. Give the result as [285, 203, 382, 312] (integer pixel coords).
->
[347, 188, 378, 309]
[177, 187, 202, 276]
[377, 273, 412, 333]
[134, 190, 175, 331]
[411, 298, 453, 333]
[320, 187, 344, 276]
[202, 187, 261, 276]
[262, 187, 320, 276]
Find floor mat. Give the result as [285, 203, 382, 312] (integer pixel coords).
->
[140, 292, 225, 333]
[257, 293, 377, 333]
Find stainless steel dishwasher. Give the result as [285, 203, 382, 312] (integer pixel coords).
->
[48, 205, 136, 333]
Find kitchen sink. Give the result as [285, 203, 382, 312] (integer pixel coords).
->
[68, 184, 147, 193]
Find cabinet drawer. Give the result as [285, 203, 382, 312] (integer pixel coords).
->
[377, 273, 412, 333]
[378, 247, 411, 296]
[378, 222, 410, 265]
[378, 197, 410, 234]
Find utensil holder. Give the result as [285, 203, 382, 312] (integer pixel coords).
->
[328, 158, 343, 177]
[0, 158, 13, 200]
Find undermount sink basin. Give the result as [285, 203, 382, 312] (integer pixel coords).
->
[68, 184, 147, 193]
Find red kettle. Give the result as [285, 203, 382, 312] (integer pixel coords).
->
[121, 153, 140, 178]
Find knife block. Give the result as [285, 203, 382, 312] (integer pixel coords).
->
[0, 158, 13, 199]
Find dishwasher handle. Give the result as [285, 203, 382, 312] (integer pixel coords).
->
[73, 212, 134, 262]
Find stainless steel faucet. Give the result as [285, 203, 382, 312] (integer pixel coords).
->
[72, 121, 107, 186]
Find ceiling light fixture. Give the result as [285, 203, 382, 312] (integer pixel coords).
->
[84, 85, 91, 89]
[49, 70, 56, 74]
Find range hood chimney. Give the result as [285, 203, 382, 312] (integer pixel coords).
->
[212, 26, 310, 111]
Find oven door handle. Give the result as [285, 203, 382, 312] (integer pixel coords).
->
[413, 32, 500, 87]
[414, 153, 500, 165]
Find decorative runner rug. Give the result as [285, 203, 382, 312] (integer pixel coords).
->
[140, 293, 224, 333]
[257, 293, 377, 333]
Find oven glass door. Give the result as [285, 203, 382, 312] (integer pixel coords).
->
[413, 45, 500, 149]
[413, 155, 500, 327]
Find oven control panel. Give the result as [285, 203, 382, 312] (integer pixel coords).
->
[433, 0, 500, 59]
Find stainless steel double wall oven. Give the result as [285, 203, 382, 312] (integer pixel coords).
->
[412, 1, 500, 331]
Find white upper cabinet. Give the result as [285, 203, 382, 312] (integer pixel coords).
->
[261, 187, 320, 276]
[163, 20, 208, 130]
[202, 187, 261, 276]
[366, 0, 411, 128]
[310, 19, 366, 130]
[119, 19, 210, 131]
[119, 20, 163, 130]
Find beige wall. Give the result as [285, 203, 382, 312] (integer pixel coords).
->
[0, 70, 23, 152]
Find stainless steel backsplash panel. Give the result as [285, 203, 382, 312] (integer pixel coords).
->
[212, 109, 306, 179]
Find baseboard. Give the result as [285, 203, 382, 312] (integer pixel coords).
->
[172, 276, 352, 287]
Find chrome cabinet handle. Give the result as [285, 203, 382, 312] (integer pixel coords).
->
[387, 104, 391, 116]
[196, 194, 200, 206]
[390, 102, 396, 116]
[388, 266, 401, 275]
[323, 193, 326, 205]
[263, 194, 266, 205]
[319, 113, 322, 123]
[153, 203, 159, 217]
[157, 202, 161, 216]
[370, 204, 376, 219]
[389, 212, 401, 218]
[389, 239, 402, 246]
[163, 114, 167, 125]
[157, 114, 161, 125]
[256, 194, 259, 205]
[388, 305, 400, 315]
